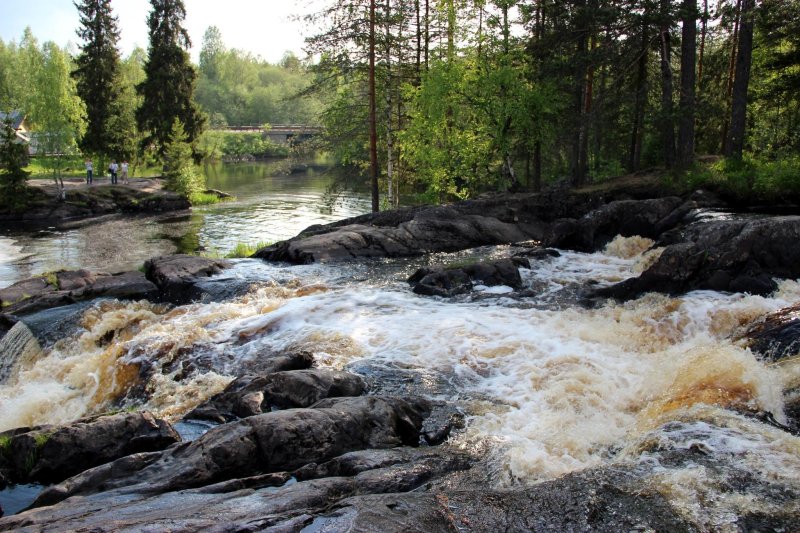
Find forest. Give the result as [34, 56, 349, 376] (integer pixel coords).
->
[1, 0, 799, 209]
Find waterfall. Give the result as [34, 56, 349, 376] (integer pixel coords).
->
[0, 322, 43, 385]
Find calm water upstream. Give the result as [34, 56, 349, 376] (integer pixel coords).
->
[0, 160, 371, 289]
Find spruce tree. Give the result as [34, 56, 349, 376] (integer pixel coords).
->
[72, 0, 125, 158]
[137, 0, 205, 155]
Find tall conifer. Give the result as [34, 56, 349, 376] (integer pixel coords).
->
[73, 0, 124, 157]
[137, 0, 205, 155]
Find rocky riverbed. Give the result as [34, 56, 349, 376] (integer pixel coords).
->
[1, 183, 799, 530]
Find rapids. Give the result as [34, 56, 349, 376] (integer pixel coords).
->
[1, 235, 799, 524]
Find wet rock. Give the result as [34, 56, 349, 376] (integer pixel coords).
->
[549, 196, 683, 251]
[0, 411, 180, 486]
[596, 216, 800, 300]
[34, 396, 431, 505]
[0, 270, 158, 316]
[409, 258, 529, 297]
[144, 254, 231, 304]
[7, 447, 470, 531]
[513, 245, 561, 260]
[303, 469, 693, 532]
[740, 303, 800, 362]
[0, 314, 15, 343]
[185, 369, 367, 423]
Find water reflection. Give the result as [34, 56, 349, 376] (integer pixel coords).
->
[0, 162, 371, 288]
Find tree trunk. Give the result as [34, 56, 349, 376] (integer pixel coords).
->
[369, 0, 379, 212]
[533, 140, 542, 192]
[572, 0, 590, 186]
[677, 0, 697, 169]
[415, 0, 422, 82]
[385, 0, 394, 208]
[629, 27, 649, 172]
[724, 0, 755, 159]
[721, 0, 742, 151]
[659, 0, 676, 169]
[697, 0, 708, 83]
[424, 0, 430, 70]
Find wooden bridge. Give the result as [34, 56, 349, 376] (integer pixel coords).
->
[216, 124, 323, 145]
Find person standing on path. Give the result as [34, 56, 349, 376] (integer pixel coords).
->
[120, 160, 129, 184]
[85, 159, 93, 184]
[109, 160, 119, 184]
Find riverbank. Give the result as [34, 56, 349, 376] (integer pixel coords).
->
[0, 179, 190, 224]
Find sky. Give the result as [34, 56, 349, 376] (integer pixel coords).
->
[0, 0, 317, 64]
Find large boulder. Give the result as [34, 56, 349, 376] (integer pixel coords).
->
[547, 196, 683, 251]
[34, 396, 431, 505]
[596, 216, 800, 300]
[0, 411, 180, 486]
[185, 369, 367, 423]
[143, 254, 231, 304]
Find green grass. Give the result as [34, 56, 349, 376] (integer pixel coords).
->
[678, 154, 800, 199]
[41, 271, 59, 289]
[189, 192, 223, 205]
[198, 240, 273, 259]
[225, 241, 273, 258]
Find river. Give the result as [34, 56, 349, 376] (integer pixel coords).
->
[1, 164, 799, 525]
[0, 160, 371, 289]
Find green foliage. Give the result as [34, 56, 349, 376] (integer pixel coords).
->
[41, 271, 59, 288]
[162, 118, 205, 198]
[682, 155, 800, 197]
[73, 0, 125, 158]
[137, 0, 205, 154]
[0, 434, 10, 453]
[196, 26, 321, 127]
[0, 117, 30, 197]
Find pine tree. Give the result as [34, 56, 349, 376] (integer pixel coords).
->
[72, 0, 125, 158]
[137, 0, 205, 155]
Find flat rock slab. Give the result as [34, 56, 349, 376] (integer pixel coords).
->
[0, 270, 158, 316]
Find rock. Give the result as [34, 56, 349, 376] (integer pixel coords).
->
[409, 258, 529, 297]
[0, 270, 158, 316]
[0, 411, 180, 486]
[144, 254, 231, 304]
[33, 396, 431, 505]
[185, 369, 367, 423]
[0, 186, 190, 223]
[513, 246, 561, 260]
[596, 216, 800, 300]
[549, 197, 683, 251]
[741, 303, 800, 362]
[8, 447, 470, 531]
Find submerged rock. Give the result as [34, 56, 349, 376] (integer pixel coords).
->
[0, 411, 179, 487]
[185, 369, 367, 423]
[408, 258, 530, 297]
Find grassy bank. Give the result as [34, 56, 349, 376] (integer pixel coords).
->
[666, 155, 800, 203]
